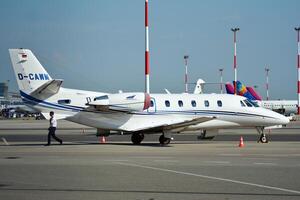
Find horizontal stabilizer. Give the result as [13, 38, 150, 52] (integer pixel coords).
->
[30, 79, 63, 99]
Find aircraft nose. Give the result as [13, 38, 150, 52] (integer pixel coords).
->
[279, 115, 290, 125]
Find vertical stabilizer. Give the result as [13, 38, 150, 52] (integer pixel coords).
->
[193, 79, 205, 94]
[247, 87, 262, 101]
[225, 82, 234, 94]
[9, 49, 52, 94]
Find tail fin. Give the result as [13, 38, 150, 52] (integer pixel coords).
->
[193, 79, 205, 94]
[9, 49, 52, 94]
[246, 87, 262, 101]
[225, 82, 234, 94]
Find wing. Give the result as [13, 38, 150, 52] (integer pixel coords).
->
[128, 116, 216, 133]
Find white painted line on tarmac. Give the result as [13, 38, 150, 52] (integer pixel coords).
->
[1, 137, 9, 146]
[220, 153, 300, 157]
[116, 162, 300, 195]
[204, 161, 230, 164]
[219, 154, 242, 156]
[254, 162, 277, 166]
[104, 160, 129, 162]
[154, 160, 179, 163]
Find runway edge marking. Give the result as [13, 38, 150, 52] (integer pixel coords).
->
[115, 162, 300, 195]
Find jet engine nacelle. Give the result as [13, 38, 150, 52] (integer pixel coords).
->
[90, 92, 151, 112]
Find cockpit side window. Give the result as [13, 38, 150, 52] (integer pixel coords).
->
[250, 100, 259, 107]
[240, 100, 246, 107]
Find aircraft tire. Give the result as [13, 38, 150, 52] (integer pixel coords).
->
[131, 132, 144, 145]
[159, 135, 171, 145]
[260, 134, 268, 143]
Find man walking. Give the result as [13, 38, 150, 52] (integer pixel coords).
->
[45, 111, 62, 146]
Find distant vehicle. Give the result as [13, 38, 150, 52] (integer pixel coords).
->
[225, 81, 297, 116]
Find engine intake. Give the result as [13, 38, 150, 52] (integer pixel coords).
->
[90, 92, 151, 112]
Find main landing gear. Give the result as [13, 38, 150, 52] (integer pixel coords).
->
[256, 127, 269, 143]
[159, 134, 171, 145]
[131, 132, 172, 145]
[131, 132, 144, 145]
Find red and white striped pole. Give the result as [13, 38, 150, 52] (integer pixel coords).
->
[265, 67, 270, 100]
[295, 27, 300, 114]
[184, 55, 189, 93]
[231, 28, 239, 95]
[145, 0, 150, 94]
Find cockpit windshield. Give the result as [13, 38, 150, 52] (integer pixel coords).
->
[243, 99, 259, 107]
[249, 100, 259, 107]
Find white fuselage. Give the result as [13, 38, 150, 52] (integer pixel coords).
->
[20, 88, 289, 133]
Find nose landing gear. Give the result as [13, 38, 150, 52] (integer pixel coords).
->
[256, 127, 269, 143]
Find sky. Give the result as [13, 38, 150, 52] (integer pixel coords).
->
[0, 0, 299, 99]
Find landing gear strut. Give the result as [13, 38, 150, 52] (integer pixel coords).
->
[159, 134, 171, 145]
[131, 132, 144, 145]
[256, 127, 269, 143]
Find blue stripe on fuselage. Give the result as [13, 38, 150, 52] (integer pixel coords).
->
[20, 90, 83, 111]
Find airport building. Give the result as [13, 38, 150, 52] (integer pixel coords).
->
[0, 82, 8, 98]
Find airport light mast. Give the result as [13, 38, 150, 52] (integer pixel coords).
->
[231, 28, 239, 95]
[145, 0, 150, 94]
[184, 55, 189, 93]
[295, 27, 300, 115]
[265, 67, 270, 100]
[219, 68, 224, 94]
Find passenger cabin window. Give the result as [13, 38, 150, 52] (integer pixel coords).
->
[165, 100, 170, 107]
[58, 99, 71, 105]
[204, 100, 209, 107]
[191, 100, 197, 107]
[217, 100, 222, 107]
[178, 100, 183, 107]
[150, 100, 154, 107]
[240, 100, 246, 107]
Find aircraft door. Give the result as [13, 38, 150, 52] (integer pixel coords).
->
[147, 97, 157, 113]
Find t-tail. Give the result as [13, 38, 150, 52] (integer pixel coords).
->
[9, 49, 53, 94]
[9, 48, 63, 98]
[9, 49, 64, 118]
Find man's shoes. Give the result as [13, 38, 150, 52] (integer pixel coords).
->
[44, 144, 50, 146]
[60, 141, 63, 145]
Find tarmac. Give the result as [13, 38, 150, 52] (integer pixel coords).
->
[0, 119, 300, 200]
